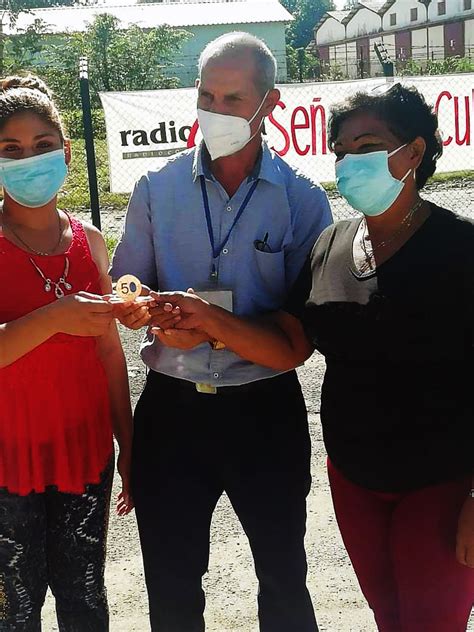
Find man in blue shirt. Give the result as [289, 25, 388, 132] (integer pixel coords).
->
[111, 31, 332, 632]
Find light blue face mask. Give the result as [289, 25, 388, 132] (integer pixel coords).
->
[0, 148, 67, 208]
[335, 144, 412, 216]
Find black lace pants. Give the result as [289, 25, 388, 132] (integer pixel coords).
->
[0, 458, 113, 631]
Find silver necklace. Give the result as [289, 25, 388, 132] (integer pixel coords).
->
[29, 256, 73, 299]
[361, 199, 424, 268]
[2, 211, 63, 256]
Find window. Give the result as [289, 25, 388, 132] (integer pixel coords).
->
[464, 0, 471, 10]
[389, 13, 396, 26]
[438, 1, 446, 15]
[410, 7, 418, 21]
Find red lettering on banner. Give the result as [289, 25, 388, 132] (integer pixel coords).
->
[291, 106, 310, 156]
[454, 96, 471, 146]
[435, 90, 472, 147]
[186, 119, 199, 149]
[310, 98, 327, 155]
[269, 99, 328, 157]
[269, 101, 291, 155]
[435, 91, 453, 146]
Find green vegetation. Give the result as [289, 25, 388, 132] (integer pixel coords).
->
[398, 56, 474, 77]
[5, 14, 190, 111]
[60, 139, 128, 212]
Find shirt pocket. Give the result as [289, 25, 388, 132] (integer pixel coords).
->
[252, 248, 286, 311]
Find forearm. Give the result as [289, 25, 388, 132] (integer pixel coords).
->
[0, 305, 58, 368]
[201, 306, 312, 371]
[97, 328, 133, 453]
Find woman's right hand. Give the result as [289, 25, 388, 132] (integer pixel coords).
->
[49, 292, 115, 337]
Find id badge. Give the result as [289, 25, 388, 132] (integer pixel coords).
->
[198, 290, 233, 313]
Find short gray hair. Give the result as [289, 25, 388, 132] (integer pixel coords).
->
[198, 32, 277, 94]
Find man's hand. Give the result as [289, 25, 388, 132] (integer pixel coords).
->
[153, 328, 211, 350]
[456, 496, 474, 567]
[148, 298, 182, 331]
[150, 290, 211, 332]
[112, 299, 153, 330]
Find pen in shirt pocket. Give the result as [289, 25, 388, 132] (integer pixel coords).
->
[254, 232, 272, 253]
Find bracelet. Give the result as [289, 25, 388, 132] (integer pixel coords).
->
[210, 340, 226, 350]
[469, 489, 474, 499]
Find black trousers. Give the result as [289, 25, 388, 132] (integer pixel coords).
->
[0, 458, 113, 631]
[132, 370, 317, 632]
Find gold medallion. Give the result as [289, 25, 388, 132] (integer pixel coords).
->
[115, 274, 142, 301]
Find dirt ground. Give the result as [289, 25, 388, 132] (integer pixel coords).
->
[40, 325, 474, 632]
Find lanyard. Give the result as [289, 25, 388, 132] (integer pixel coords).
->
[200, 175, 259, 261]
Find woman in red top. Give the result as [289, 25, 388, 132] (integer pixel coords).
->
[0, 75, 133, 631]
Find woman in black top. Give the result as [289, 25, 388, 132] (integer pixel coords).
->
[152, 84, 474, 631]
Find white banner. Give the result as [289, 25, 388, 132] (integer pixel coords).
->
[100, 74, 473, 194]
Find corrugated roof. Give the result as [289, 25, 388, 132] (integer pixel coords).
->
[340, 0, 395, 24]
[8, 0, 292, 34]
[358, 0, 387, 11]
[326, 10, 350, 23]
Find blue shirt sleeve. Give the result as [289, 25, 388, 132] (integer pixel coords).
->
[284, 176, 333, 289]
[109, 175, 159, 288]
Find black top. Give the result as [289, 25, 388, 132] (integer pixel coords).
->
[287, 204, 474, 492]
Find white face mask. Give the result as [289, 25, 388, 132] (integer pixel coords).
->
[197, 90, 269, 161]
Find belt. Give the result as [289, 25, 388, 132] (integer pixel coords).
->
[146, 369, 297, 396]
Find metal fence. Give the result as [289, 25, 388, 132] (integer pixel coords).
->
[75, 71, 473, 241]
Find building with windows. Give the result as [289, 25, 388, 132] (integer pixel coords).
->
[309, 0, 473, 79]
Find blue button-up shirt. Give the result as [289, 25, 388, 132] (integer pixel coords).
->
[110, 141, 332, 386]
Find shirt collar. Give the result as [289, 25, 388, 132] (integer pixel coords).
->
[192, 140, 286, 188]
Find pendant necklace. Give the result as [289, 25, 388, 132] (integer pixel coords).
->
[29, 256, 73, 299]
[360, 198, 424, 269]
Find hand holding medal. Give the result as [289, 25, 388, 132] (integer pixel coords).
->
[110, 275, 155, 330]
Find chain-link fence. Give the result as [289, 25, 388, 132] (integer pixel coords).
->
[88, 72, 472, 242]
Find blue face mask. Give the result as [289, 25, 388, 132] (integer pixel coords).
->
[0, 149, 67, 208]
[335, 144, 412, 216]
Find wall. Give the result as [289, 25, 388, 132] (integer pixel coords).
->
[316, 16, 345, 45]
[168, 22, 288, 87]
[465, 18, 474, 57]
[428, 0, 473, 21]
[411, 26, 429, 62]
[382, 0, 426, 31]
[346, 7, 381, 39]
[429, 24, 445, 60]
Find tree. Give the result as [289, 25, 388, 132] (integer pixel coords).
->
[35, 14, 189, 110]
[281, 0, 334, 49]
[0, 0, 81, 74]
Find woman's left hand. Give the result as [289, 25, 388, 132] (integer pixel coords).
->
[116, 450, 134, 516]
[456, 496, 474, 567]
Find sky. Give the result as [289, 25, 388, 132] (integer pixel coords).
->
[333, 0, 346, 8]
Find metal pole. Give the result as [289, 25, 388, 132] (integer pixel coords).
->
[79, 56, 101, 230]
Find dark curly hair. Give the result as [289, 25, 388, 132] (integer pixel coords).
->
[0, 74, 65, 141]
[328, 83, 443, 189]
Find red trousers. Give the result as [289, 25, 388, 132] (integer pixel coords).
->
[328, 459, 474, 632]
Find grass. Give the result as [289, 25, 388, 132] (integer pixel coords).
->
[60, 139, 129, 213]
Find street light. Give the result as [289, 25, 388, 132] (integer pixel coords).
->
[418, 0, 432, 62]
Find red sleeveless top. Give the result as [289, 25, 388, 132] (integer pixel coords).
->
[0, 217, 113, 495]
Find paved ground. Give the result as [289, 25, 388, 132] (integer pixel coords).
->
[41, 182, 474, 630]
[41, 328, 474, 631]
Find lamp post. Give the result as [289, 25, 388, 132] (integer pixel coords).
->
[418, 0, 432, 62]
